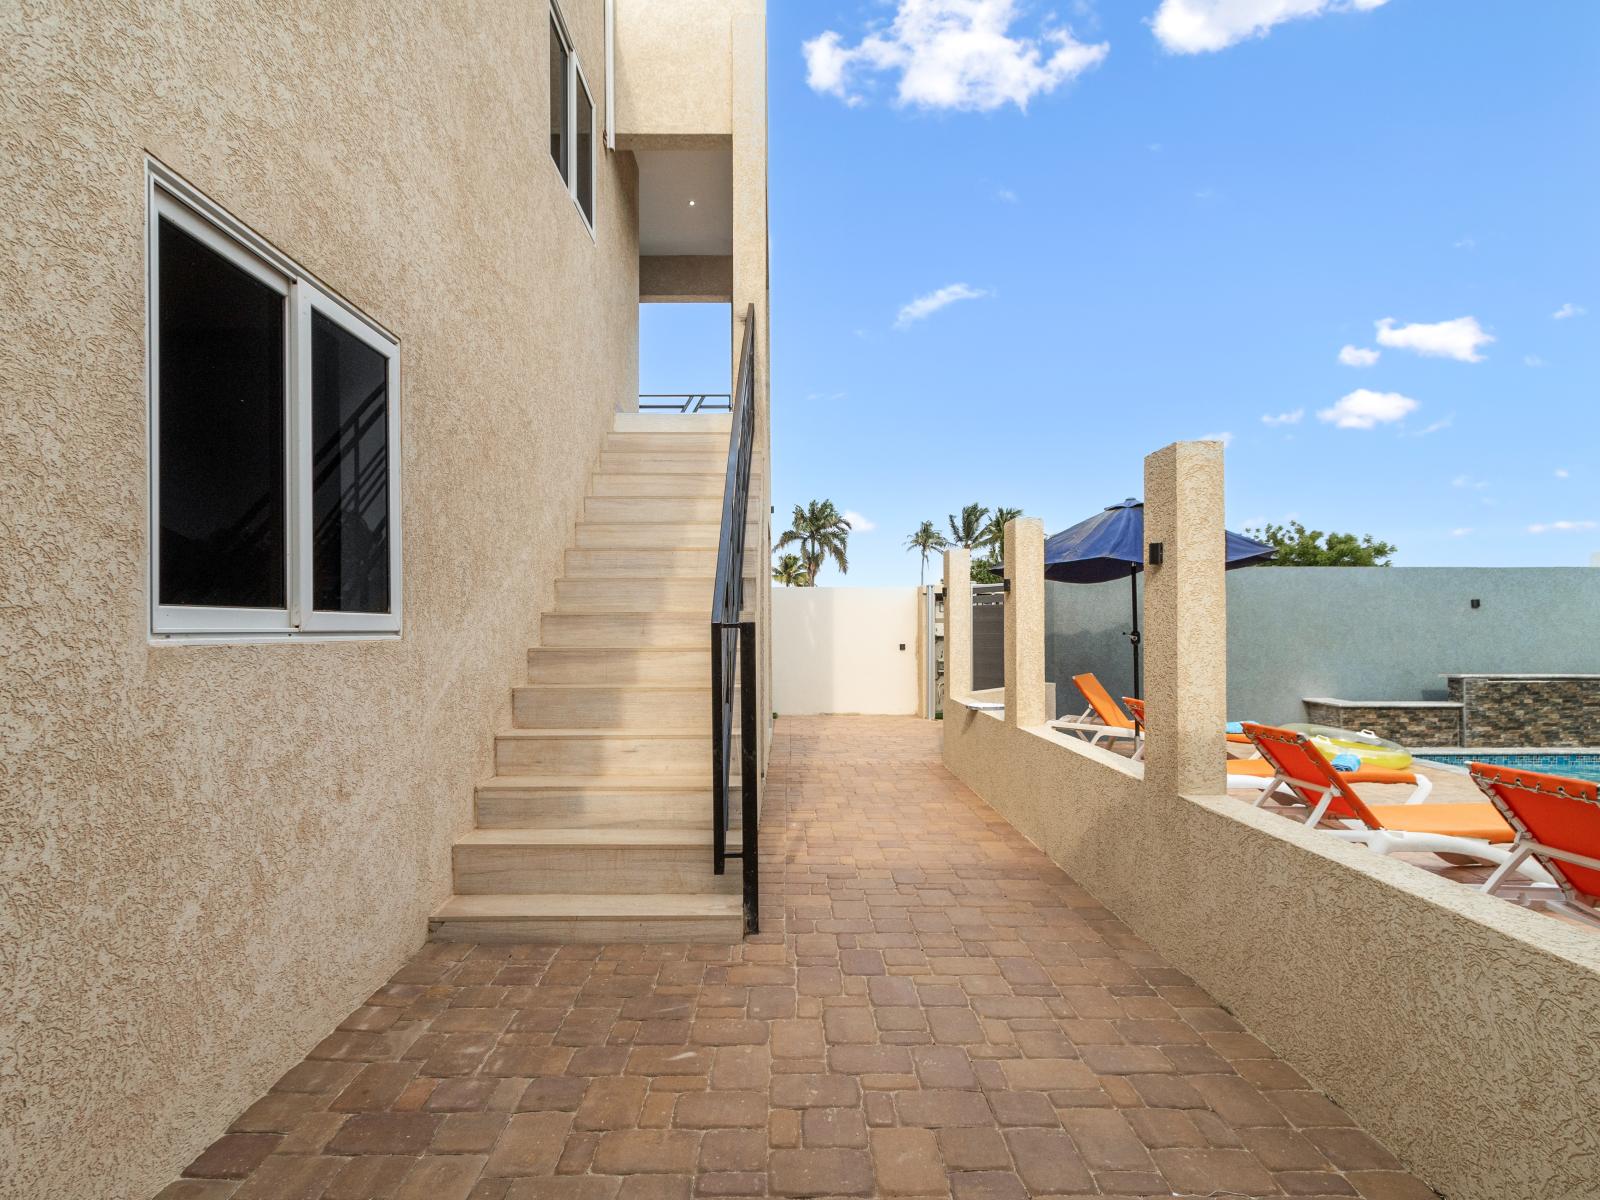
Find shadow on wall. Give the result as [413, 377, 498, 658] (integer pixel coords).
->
[1046, 567, 1600, 724]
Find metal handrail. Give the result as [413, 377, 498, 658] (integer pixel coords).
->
[640, 393, 732, 413]
[711, 305, 759, 934]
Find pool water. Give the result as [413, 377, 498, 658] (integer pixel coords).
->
[1420, 752, 1600, 784]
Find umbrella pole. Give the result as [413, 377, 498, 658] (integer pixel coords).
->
[1129, 567, 1142, 701]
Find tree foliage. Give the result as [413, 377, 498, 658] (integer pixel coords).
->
[903, 520, 950, 586]
[1246, 520, 1396, 567]
[774, 500, 851, 584]
[946, 503, 989, 549]
[771, 553, 810, 587]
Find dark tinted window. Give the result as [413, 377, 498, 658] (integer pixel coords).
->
[157, 219, 286, 608]
[311, 311, 390, 613]
[550, 17, 569, 181]
[576, 76, 594, 222]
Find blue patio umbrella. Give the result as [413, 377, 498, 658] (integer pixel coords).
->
[1043, 499, 1275, 699]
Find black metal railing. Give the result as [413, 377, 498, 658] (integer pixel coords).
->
[711, 305, 759, 934]
[640, 393, 732, 413]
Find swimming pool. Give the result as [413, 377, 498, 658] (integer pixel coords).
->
[1419, 752, 1600, 784]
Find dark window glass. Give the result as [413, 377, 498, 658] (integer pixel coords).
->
[311, 311, 390, 613]
[576, 77, 594, 222]
[550, 18, 569, 182]
[158, 218, 286, 609]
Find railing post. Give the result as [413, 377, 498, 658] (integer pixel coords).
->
[739, 619, 759, 934]
[710, 623, 726, 873]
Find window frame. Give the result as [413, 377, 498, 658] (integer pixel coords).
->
[145, 165, 403, 641]
[549, 1, 597, 237]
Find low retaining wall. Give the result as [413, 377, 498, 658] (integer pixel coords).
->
[943, 702, 1600, 1200]
[1450, 674, 1600, 747]
[1302, 698, 1464, 745]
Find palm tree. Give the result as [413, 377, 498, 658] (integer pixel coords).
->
[947, 503, 989, 550]
[772, 553, 810, 587]
[903, 520, 950, 586]
[774, 500, 851, 584]
[980, 507, 1023, 553]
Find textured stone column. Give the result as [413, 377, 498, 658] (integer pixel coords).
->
[1003, 518, 1047, 729]
[943, 549, 972, 704]
[1143, 442, 1229, 796]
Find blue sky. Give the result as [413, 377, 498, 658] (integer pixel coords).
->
[641, 0, 1599, 586]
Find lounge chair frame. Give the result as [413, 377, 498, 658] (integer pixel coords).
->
[1472, 765, 1600, 928]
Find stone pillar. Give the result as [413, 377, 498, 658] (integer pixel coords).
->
[1143, 442, 1229, 796]
[943, 548, 972, 704]
[1003, 518, 1047, 729]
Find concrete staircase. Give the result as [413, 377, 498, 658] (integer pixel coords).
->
[430, 412, 751, 943]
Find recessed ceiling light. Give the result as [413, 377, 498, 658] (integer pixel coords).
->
[688, 199, 696, 207]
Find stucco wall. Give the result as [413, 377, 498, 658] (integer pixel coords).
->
[1046, 567, 1600, 723]
[943, 707, 1600, 1200]
[772, 587, 921, 715]
[614, 0, 735, 143]
[0, 3, 639, 1196]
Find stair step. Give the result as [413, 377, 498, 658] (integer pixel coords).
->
[475, 775, 722, 829]
[526, 646, 709, 686]
[614, 412, 732, 434]
[589, 474, 726, 499]
[554, 578, 751, 613]
[451, 828, 738, 895]
[565, 548, 719, 579]
[598, 452, 727, 476]
[514, 684, 717, 730]
[493, 727, 711, 775]
[575, 523, 728, 550]
[539, 612, 706, 648]
[585, 496, 725, 523]
[429, 892, 743, 943]
[605, 432, 730, 454]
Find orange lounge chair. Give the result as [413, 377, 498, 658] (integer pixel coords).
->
[1123, 696, 1259, 758]
[1471, 763, 1600, 927]
[1240, 723, 1545, 878]
[1052, 673, 1142, 753]
[1121, 701, 1433, 802]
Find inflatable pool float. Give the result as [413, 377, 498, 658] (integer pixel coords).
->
[1282, 723, 1413, 771]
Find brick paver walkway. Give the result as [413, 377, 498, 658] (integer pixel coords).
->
[158, 716, 1434, 1199]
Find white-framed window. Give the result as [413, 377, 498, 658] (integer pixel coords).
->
[549, 2, 596, 232]
[146, 166, 402, 640]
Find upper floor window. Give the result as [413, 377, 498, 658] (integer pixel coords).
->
[148, 170, 401, 638]
[549, 3, 596, 231]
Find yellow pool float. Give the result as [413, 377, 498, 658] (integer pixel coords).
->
[1283, 723, 1413, 771]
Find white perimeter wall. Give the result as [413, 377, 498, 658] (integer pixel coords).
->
[772, 587, 921, 715]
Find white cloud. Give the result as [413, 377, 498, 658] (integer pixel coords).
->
[1338, 344, 1380, 367]
[1450, 527, 1473, 538]
[1528, 520, 1597, 534]
[1375, 316, 1494, 363]
[1525, 355, 1547, 368]
[1151, 0, 1388, 55]
[1553, 302, 1586, 320]
[894, 282, 990, 329]
[1453, 235, 1477, 251]
[1409, 416, 1453, 437]
[1261, 409, 1304, 426]
[1451, 474, 1488, 490]
[1196, 431, 1235, 447]
[1317, 389, 1418, 430]
[842, 510, 877, 533]
[995, 187, 1019, 203]
[1555, 468, 1570, 479]
[803, 0, 1109, 112]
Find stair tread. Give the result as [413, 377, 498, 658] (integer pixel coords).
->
[433, 893, 741, 920]
[479, 775, 715, 793]
[496, 727, 711, 740]
[457, 828, 715, 848]
[516, 683, 711, 692]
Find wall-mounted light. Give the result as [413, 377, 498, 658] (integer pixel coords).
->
[1471, 598, 1481, 609]
[1148, 541, 1165, 566]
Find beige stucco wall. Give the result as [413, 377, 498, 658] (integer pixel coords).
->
[772, 588, 921, 715]
[943, 443, 1600, 1200]
[614, 0, 735, 144]
[0, 2, 643, 1196]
